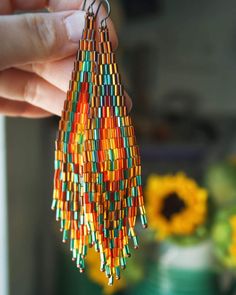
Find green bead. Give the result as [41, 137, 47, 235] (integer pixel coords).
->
[63, 230, 69, 241]
[109, 240, 114, 249]
[104, 229, 109, 238]
[82, 245, 88, 257]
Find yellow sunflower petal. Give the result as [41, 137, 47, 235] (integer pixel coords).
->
[146, 173, 208, 240]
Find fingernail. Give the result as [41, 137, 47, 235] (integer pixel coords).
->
[64, 11, 86, 43]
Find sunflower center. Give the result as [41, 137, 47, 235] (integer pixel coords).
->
[161, 192, 186, 221]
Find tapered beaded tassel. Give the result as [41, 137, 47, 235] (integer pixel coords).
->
[52, 0, 147, 285]
[52, 8, 97, 272]
[83, 17, 148, 284]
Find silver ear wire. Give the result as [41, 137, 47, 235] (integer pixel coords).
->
[88, 0, 97, 14]
[82, 0, 88, 11]
[95, 0, 111, 27]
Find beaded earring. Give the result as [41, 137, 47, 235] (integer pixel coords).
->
[52, 2, 97, 273]
[83, 1, 147, 285]
[52, 0, 147, 286]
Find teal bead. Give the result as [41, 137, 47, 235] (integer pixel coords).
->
[105, 192, 110, 200]
[74, 174, 79, 183]
[110, 202, 115, 211]
[120, 180, 125, 190]
[62, 182, 67, 192]
[98, 214, 104, 224]
[63, 230, 69, 241]
[98, 107, 102, 118]
[74, 212, 78, 220]
[127, 197, 133, 207]
[70, 239, 74, 250]
[51, 199, 57, 210]
[66, 191, 71, 201]
[54, 160, 60, 170]
[118, 221, 123, 230]
[141, 214, 148, 226]
[67, 154, 72, 162]
[98, 174, 103, 184]
[82, 245, 88, 257]
[105, 265, 111, 278]
[72, 249, 77, 259]
[115, 267, 120, 279]
[76, 254, 82, 266]
[104, 229, 109, 238]
[92, 162, 97, 172]
[104, 64, 109, 75]
[84, 183, 89, 192]
[114, 229, 119, 238]
[133, 236, 139, 248]
[120, 257, 126, 268]
[56, 208, 61, 220]
[60, 219, 65, 229]
[109, 240, 114, 249]
[137, 175, 142, 185]
[124, 245, 130, 256]
[114, 192, 119, 201]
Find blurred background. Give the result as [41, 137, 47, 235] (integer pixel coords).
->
[2, 0, 236, 294]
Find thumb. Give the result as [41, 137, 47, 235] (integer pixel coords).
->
[0, 11, 86, 70]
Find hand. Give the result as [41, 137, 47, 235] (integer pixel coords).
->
[0, 0, 132, 118]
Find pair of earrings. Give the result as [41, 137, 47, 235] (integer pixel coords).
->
[52, 0, 147, 286]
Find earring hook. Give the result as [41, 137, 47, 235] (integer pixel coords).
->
[87, 0, 97, 14]
[82, 0, 88, 11]
[95, 0, 111, 27]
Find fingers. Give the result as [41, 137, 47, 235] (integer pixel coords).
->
[0, 69, 65, 116]
[16, 59, 133, 112]
[0, 11, 86, 70]
[0, 0, 47, 14]
[32, 58, 74, 92]
[49, 0, 84, 11]
[33, 59, 133, 112]
[0, 98, 51, 118]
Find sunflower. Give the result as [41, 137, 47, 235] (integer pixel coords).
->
[146, 173, 208, 240]
[86, 249, 126, 295]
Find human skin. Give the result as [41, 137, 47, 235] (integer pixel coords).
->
[0, 0, 132, 118]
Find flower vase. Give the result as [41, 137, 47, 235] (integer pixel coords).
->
[131, 241, 221, 295]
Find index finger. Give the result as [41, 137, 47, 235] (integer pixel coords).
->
[49, 0, 84, 12]
[0, 0, 47, 14]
